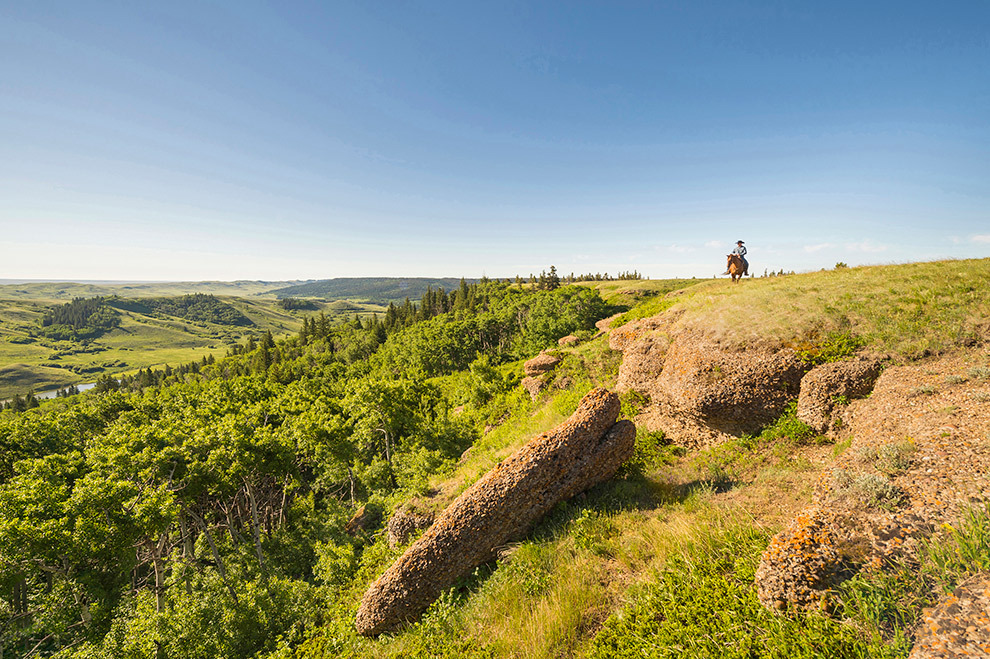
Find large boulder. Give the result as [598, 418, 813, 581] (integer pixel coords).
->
[796, 359, 883, 433]
[354, 388, 636, 636]
[523, 352, 561, 377]
[654, 334, 807, 437]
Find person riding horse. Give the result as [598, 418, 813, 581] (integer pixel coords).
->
[723, 240, 749, 276]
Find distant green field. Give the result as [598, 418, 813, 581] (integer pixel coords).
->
[0, 279, 296, 301]
[0, 287, 386, 399]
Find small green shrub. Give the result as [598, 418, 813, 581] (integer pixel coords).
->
[588, 524, 894, 658]
[944, 374, 967, 385]
[756, 401, 821, 445]
[619, 390, 649, 418]
[854, 474, 904, 510]
[830, 469, 904, 510]
[907, 385, 937, 397]
[571, 509, 618, 557]
[832, 437, 853, 457]
[621, 428, 674, 475]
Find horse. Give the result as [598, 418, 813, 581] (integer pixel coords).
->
[726, 254, 745, 283]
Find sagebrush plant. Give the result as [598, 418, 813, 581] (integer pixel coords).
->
[830, 468, 903, 509]
[874, 441, 915, 475]
[967, 365, 990, 380]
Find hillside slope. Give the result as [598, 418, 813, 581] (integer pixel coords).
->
[0, 261, 987, 658]
[269, 277, 475, 303]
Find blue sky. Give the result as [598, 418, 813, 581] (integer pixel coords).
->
[1, 1, 988, 281]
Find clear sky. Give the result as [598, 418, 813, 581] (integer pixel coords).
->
[2, 1, 988, 281]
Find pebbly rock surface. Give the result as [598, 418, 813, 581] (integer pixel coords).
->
[796, 358, 883, 433]
[558, 334, 580, 347]
[908, 572, 990, 658]
[759, 350, 990, 615]
[523, 352, 562, 377]
[618, 329, 808, 447]
[354, 388, 636, 636]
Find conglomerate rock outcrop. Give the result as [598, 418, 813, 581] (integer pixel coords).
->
[523, 352, 562, 377]
[612, 322, 808, 447]
[386, 504, 436, 549]
[354, 388, 636, 636]
[757, 351, 990, 616]
[796, 358, 883, 433]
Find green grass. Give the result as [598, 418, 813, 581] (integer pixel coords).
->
[651, 259, 990, 357]
[0, 279, 290, 301]
[588, 522, 894, 659]
[577, 278, 705, 307]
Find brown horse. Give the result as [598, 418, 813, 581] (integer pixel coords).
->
[726, 254, 745, 282]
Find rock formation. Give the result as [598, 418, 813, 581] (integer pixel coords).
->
[354, 388, 636, 636]
[523, 351, 561, 377]
[757, 351, 990, 615]
[612, 321, 808, 447]
[521, 351, 564, 400]
[796, 358, 883, 433]
[521, 376, 547, 400]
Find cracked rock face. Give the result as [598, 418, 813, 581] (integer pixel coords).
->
[354, 388, 636, 636]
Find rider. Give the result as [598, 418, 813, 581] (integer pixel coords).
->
[723, 240, 749, 276]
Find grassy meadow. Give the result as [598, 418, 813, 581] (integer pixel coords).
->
[0, 283, 387, 399]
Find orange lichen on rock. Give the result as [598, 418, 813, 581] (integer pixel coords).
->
[755, 507, 843, 611]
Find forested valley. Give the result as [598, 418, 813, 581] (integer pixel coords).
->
[0, 278, 609, 657]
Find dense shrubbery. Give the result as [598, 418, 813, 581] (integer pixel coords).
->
[39, 297, 120, 339]
[0, 280, 608, 657]
[278, 298, 319, 311]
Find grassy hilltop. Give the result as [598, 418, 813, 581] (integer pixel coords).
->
[0, 259, 988, 658]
